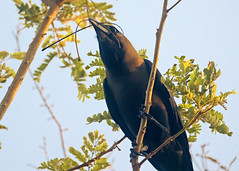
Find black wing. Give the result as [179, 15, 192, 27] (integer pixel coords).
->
[144, 59, 193, 170]
[144, 59, 184, 135]
[103, 78, 135, 141]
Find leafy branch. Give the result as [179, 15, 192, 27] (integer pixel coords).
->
[0, 0, 67, 121]
[38, 130, 126, 171]
[139, 59, 236, 166]
[162, 56, 235, 140]
[67, 135, 126, 171]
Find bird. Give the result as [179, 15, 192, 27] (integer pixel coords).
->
[89, 18, 194, 171]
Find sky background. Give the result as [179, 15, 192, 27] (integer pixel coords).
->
[1, 0, 239, 171]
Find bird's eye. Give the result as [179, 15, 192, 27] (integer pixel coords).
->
[109, 26, 118, 33]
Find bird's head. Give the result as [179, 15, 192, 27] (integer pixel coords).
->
[89, 18, 143, 74]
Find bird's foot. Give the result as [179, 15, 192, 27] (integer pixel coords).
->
[131, 140, 137, 147]
[130, 148, 144, 158]
[138, 104, 169, 133]
[130, 140, 148, 158]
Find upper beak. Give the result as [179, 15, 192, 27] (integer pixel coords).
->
[89, 18, 109, 35]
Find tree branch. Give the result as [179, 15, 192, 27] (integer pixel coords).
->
[0, 0, 69, 121]
[167, 0, 182, 13]
[40, 136, 50, 161]
[131, 0, 184, 170]
[29, 70, 67, 158]
[131, 1, 168, 171]
[139, 108, 205, 167]
[67, 136, 126, 171]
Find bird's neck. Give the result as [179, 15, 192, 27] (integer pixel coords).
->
[105, 51, 144, 77]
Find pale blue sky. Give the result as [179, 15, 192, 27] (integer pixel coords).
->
[1, 0, 239, 171]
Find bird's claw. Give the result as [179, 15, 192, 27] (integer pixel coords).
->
[138, 104, 169, 133]
[130, 148, 144, 158]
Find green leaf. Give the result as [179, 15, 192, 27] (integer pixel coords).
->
[38, 157, 78, 170]
[0, 124, 8, 130]
[33, 52, 57, 82]
[69, 147, 87, 163]
[13, 0, 24, 5]
[216, 124, 232, 136]
[87, 111, 119, 131]
[88, 132, 95, 144]
[138, 49, 148, 59]
[164, 56, 235, 139]
[0, 51, 9, 60]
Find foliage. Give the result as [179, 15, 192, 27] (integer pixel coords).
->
[12, 0, 116, 102]
[33, 51, 57, 82]
[0, 124, 8, 150]
[85, 51, 105, 100]
[13, 0, 47, 28]
[0, 49, 25, 150]
[138, 49, 149, 59]
[87, 110, 119, 131]
[39, 130, 110, 171]
[162, 56, 236, 142]
[0, 51, 19, 88]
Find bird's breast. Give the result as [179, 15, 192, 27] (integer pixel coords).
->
[106, 67, 149, 136]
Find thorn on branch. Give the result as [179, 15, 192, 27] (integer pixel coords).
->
[115, 145, 121, 151]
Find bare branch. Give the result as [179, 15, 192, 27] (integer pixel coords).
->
[131, 0, 168, 170]
[40, 136, 50, 161]
[228, 156, 237, 170]
[26, 164, 38, 170]
[29, 70, 67, 158]
[67, 136, 126, 171]
[12, 23, 25, 52]
[0, 0, 70, 121]
[190, 144, 203, 171]
[167, 0, 182, 13]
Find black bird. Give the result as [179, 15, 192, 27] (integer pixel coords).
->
[89, 18, 193, 171]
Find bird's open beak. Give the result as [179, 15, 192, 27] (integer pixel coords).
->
[89, 18, 109, 35]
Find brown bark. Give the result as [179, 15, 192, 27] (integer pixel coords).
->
[131, 1, 168, 170]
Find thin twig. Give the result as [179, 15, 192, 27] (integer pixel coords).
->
[42, 25, 91, 51]
[167, 0, 182, 13]
[67, 136, 126, 171]
[228, 156, 237, 170]
[26, 164, 39, 170]
[12, 19, 67, 160]
[138, 108, 206, 167]
[29, 70, 67, 158]
[189, 144, 203, 171]
[40, 136, 50, 161]
[131, 0, 168, 170]
[51, 22, 67, 55]
[12, 23, 25, 52]
[0, 0, 68, 121]
[75, 21, 82, 61]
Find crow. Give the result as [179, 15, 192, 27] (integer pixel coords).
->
[89, 18, 193, 171]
